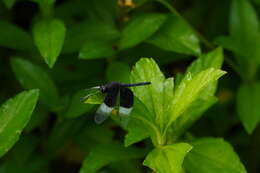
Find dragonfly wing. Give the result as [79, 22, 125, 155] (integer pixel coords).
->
[119, 87, 134, 126]
[94, 103, 113, 124]
[94, 86, 119, 124]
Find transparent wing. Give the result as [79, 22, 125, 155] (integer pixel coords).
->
[94, 86, 119, 124]
[94, 103, 113, 124]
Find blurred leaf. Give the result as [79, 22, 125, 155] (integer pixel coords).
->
[31, 0, 55, 6]
[217, 0, 260, 63]
[230, 0, 258, 45]
[11, 58, 59, 111]
[63, 21, 120, 53]
[143, 143, 192, 173]
[2, 0, 16, 9]
[147, 14, 201, 56]
[0, 21, 35, 51]
[80, 143, 146, 173]
[109, 160, 142, 173]
[64, 89, 94, 118]
[76, 122, 114, 151]
[79, 40, 116, 59]
[119, 13, 167, 49]
[0, 89, 39, 157]
[106, 62, 130, 83]
[237, 83, 260, 134]
[86, 0, 118, 23]
[184, 138, 247, 173]
[33, 18, 66, 68]
[47, 117, 87, 154]
[25, 107, 47, 132]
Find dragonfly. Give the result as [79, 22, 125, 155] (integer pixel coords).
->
[82, 81, 151, 125]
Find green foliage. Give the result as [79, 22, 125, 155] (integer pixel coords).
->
[33, 19, 66, 68]
[119, 13, 167, 49]
[184, 138, 247, 173]
[0, 21, 35, 51]
[147, 14, 201, 55]
[80, 143, 146, 173]
[237, 83, 260, 133]
[0, 90, 39, 157]
[143, 143, 192, 173]
[0, 0, 259, 172]
[11, 57, 59, 111]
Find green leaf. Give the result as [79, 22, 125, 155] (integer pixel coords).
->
[63, 21, 120, 54]
[147, 14, 201, 56]
[237, 83, 260, 134]
[119, 13, 167, 49]
[131, 58, 174, 131]
[80, 143, 146, 173]
[79, 40, 115, 59]
[170, 97, 217, 140]
[11, 57, 59, 111]
[143, 143, 192, 173]
[64, 90, 94, 118]
[2, 0, 16, 9]
[186, 47, 224, 99]
[33, 18, 66, 68]
[0, 21, 35, 51]
[184, 138, 247, 173]
[131, 58, 176, 146]
[230, 0, 258, 45]
[169, 48, 224, 139]
[168, 68, 226, 128]
[106, 62, 130, 83]
[0, 89, 39, 157]
[217, 0, 260, 63]
[187, 47, 224, 75]
[124, 98, 153, 147]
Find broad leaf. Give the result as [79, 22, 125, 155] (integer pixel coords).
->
[80, 143, 145, 173]
[119, 13, 167, 49]
[237, 83, 260, 134]
[169, 48, 224, 139]
[217, 0, 260, 63]
[131, 58, 174, 132]
[11, 58, 59, 111]
[63, 21, 120, 53]
[143, 143, 192, 173]
[79, 40, 116, 59]
[184, 138, 247, 173]
[170, 97, 217, 140]
[168, 68, 226, 128]
[230, 0, 258, 46]
[0, 89, 39, 157]
[0, 21, 35, 51]
[33, 18, 66, 68]
[124, 98, 153, 147]
[106, 62, 130, 83]
[147, 14, 201, 56]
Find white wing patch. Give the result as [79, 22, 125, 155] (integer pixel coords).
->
[119, 107, 133, 116]
[119, 107, 133, 127]
[94, 103, 113, 124]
